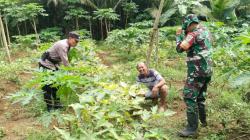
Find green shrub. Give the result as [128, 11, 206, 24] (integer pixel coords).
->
[73, 29, 91, 39]
[39, 27, 62, 43]
[12, 34, 37, 48]
[0, 127, 5, 138]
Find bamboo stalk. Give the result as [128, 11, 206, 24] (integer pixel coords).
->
[0, 15, 11, 62]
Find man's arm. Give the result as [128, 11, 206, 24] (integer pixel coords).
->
[176, 28, 195, 51]
[151, 70, 166, 97]
[180, 33, 196, 51]
[176, 28, 185, 53]
[154, 79, 166, 89]
[151, 78, 165, 98]
[179, 38, 192, 51]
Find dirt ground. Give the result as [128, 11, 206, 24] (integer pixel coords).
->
[0, 48, 43, 140]
[0, 71, 43, 140]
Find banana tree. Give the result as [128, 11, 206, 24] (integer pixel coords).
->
[192, 0, 241, 23]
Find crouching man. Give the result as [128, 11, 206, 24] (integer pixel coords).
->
[136, 62, 168, 112]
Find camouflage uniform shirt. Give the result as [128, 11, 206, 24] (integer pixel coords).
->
[183, 25, 213, 78]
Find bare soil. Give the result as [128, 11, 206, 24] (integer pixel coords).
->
[0, 53, 42, 140]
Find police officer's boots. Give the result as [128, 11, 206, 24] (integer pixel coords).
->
[198, 102, 207, 127]
[178, 112, 198, 137]
[54, 98, 63, 109]
[44, 94, 53, 112]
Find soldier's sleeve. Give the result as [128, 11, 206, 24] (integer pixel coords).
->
[56, 46, 70, 66]
[184, 33, 196, 46]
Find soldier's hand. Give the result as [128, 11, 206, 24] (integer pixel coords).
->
[176, 27, 183, 35]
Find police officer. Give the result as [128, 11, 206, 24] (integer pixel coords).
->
[176, 14, 213, 137]
[39, 32, 80, 111]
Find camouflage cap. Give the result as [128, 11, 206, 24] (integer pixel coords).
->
[182, 14, 199, 31]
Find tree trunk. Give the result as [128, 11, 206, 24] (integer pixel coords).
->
[113, 0, 124, 10]
[17, 23, 21, 35]
[154, 29, 159, 68]
[4, 17, 11, 47]
[125, 13, 128, 28]
[24, 21, 27, 34]
[105, 18, 108, 37]
[89, 18, 92, 39]
[76, 17, 79, 30]
[0, 30, 3, 47]
[100, 19, 103, 40]
[146, 0, 165, 67]
[31, 18, 40, 44]
[0, 15, 11, 62]
[108, 21, 110, 32]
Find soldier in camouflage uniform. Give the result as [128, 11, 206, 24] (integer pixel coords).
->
[175, 14, 213, 137]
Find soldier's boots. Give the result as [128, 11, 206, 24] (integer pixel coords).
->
[198, 102, 207, 127]
[179, 112, 198, 137]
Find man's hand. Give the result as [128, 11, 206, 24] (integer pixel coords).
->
[176, 27, 183, 35]
[152, 86, 159, 98]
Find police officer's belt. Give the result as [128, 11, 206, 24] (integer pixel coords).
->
[41, 51, 60, 65]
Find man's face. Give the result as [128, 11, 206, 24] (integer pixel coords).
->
[186, 24, 193, 33]
[137, 64, 148, 76]
[68, 37, 79, 47]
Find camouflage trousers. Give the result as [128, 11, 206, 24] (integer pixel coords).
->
[183, 76, 211, 114]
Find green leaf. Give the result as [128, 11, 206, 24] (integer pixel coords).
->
[54, 127, 75, 140]
[141, 110, 151, 121]
[78, 94, 95, 104]
[231, 72, 250, 87]
[69, 103, 84, 119]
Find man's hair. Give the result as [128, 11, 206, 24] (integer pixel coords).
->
[136, 62, 147, 69]
[68, 32, 80, 41]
